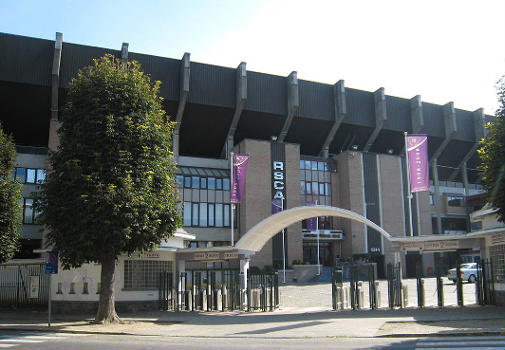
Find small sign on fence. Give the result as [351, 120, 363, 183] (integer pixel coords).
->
[29, 276, 40, 298]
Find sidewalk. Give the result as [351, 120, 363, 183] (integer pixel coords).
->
[1, 305, 504, 338]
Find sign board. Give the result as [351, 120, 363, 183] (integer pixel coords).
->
[45, 251, 58, 274]
[491, 233, 505, 246]
[193, 252, 220, 261]
[424, 240, 459, 252]
[29, 276, 40, 298]
[223, 252, 239, 260]
[401, 242, 424, 251]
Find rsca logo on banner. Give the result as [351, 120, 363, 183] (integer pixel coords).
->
[273, 161, 285, 200]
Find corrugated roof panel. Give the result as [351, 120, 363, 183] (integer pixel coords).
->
[344, 88, 375, 127]
[297, 80, 333, 121]
[244, 71, 287, 115]
[0, 33, 53, 86]
[188, 62, 235, 108]
[129, 52, 180, 102]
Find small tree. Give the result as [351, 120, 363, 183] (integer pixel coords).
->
[478, 76, 505, 223]
[0, 123, 22, 263]
[36, 55, 181, 323]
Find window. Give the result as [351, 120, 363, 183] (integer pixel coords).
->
[447, 195, 464, 207]
[490, 245, 505, 283]
[22, 198, 37, 224]
[208, 203, 215, 226]
[208, 177, 216, 190]
[311, 161, 318, 171]
[184, 176, 191, 188]
[192, 176, 200, 189]
[300, 181, 305, 195]
[124, 260, 173, 290]
[429, 193, 434, 205]
[199, 203, 208, 227]
[223, 178, 230, 191]
[216, 204, 223, 227]
[470, 221, 482, 231]
[15, 168, 26, 183]
[177, 175, 184, 188]
[36, 169, 46, 184]
[183, 202, 191, 226]
[224, 204, 230, 226]
[306, 182, 312, 194]
[26, 169, 36, 183]
[216, 178, 223, 190]
[300, 160, 305, 169]
[200, 177, 207, 189]
[312, 182, 318, 195]
[317, 161, 325, 171]
[319, 183, 325, 196]
[192, 203, 199, 226]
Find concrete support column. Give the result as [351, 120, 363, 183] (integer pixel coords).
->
[173, 52, 190, 159]
[431, 159, 442, 234]
[120, 42, 129, 66]
[48, 32, 63, 151]
[240, 258, 250, 308]
[320, 80, 346, 157]
[278, 72, 299, 142]
[222, 62, 247, 158]
[363, 87, 386, 152]
[177, 259, 186, 310]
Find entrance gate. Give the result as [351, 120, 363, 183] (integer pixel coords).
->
[0, 262, 49, 308]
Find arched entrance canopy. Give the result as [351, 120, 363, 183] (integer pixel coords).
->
[235, 205, 394, 252]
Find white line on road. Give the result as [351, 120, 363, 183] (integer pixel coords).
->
[0, 339, 43, 343]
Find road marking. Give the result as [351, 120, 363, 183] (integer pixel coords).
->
[0, 339, 43, 343]
[24, 335, 65, 340]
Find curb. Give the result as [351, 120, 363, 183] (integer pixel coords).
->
[377, 331, 505, 338]
[0, 326, 153, 337]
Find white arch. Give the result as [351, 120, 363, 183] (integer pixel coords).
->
[235, 205, 394, 252]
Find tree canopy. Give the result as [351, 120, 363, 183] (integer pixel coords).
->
[478, 76, 505, 223]
[36, 55, 181, 322]
[0, 123, 22, 263]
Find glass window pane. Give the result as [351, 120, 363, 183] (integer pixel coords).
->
[216, 178, 222, 190]
[183, 202, 191, 226]
[24, 198, 33, 224]
[177, 175, 184, 188]
[223, 178, 230, 191]
[312, 182, 318, 195]
[184, 176, 191, 188]
[224, 204, 230, 227]
[305, 160, 311, 170]
[311, 161, 318, 171]
[208, 177, 216, 190]
[215, 204, 223, 227]
[192, 203, 199, 226]
[325, 183, 331, 196]
[318, 162, 324, 171]
[200, 177, 207, 189]
[300, 181, 305, 195]
[324, 162, 329, 171]
[199, 203, 208, 227]
[26, 169, 36, 183]
[306, 182, 311, 194]
[192, 176, 200, 189]
[300, 160, 305, 169]
[15, 168, 26, 183]
[319, 183, 325, 195]
[208, 204, 215, 226]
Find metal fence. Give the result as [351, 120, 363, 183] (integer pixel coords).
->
[0, 262, 49, 308]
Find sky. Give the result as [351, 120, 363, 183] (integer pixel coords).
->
[1, 0, 504, 114]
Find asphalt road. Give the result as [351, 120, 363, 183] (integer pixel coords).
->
[2, 332, 505, 350]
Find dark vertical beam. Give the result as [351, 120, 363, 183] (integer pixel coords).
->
[447, 108, 486, 182]
[120, 42, 129, 66]
[173, 52, 190, 159]
[431, 102, 457, 234]
[50, 32, 63, 121]
[363, 87, 386, 152]
[277, 71, 299, 143]
[221, 62, 247, 158]
[320, 80, 346, 157]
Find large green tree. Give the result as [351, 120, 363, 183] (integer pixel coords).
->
[478, 76, 505, 223]
[36, 55, 181, 323]
[0, 123, 22, 263]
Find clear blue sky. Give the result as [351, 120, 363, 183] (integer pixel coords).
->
[2, 0, 504, 114]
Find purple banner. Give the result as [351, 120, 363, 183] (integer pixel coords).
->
[230, 154, 249, 204]
[305, 201, 317, 231]
[272, 199, 283, 214]
[407, 135, 429, 193]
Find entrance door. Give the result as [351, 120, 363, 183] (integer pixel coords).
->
[303, 241, 332, 266]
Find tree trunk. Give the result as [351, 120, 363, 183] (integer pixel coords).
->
[95, 254, 121, 323]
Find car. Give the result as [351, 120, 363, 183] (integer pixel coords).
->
[447, 263, 479, 283]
